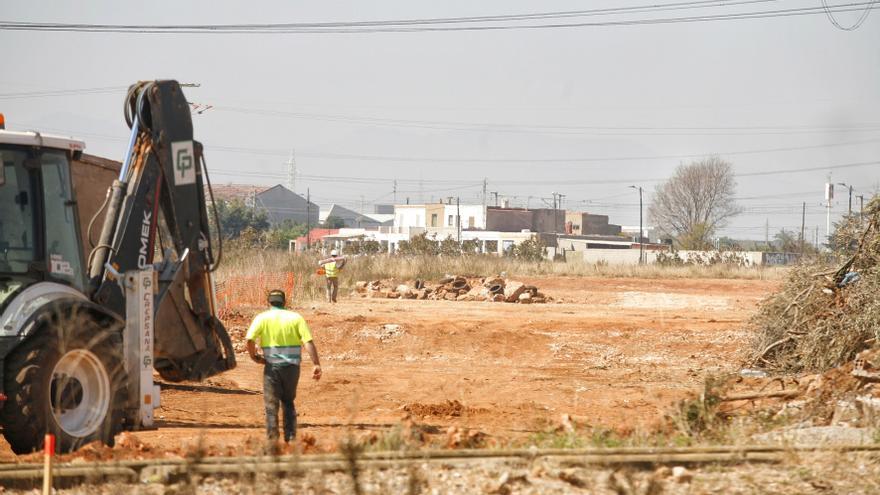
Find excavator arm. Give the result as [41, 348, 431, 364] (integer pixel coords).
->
[89, 80, 234, 382]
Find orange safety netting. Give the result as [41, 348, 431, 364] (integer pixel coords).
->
[215, 272, 295, 318]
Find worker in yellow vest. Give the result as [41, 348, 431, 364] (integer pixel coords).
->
[246, 290, 322, 444]
[318, 249, 346, 303]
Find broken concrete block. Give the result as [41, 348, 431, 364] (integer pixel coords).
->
[492, 294, 505, 302]
[387, 292, 401, 299]
[518, 292, 532, 304]
[504, 281, 526, 302]
[444, 293, 458, 301]
[396, 284, 411, 296]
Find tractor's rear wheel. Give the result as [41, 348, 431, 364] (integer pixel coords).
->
[1, 313, 128, 454]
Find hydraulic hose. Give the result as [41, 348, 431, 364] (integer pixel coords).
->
[201, 153, 223, 272]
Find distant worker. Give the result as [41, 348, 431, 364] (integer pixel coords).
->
[318, 249, 346, 303]
[246, 290, 322, 445]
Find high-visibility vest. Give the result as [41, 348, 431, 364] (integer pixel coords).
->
[245, 308, 313, 365]
[324, 260, 339, 278]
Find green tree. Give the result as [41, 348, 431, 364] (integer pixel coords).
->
[439, 236, 461, 257]
[461, 238, 481, 255]
[397, 232, 439, 256]
[362, 240, 382, 255]
[266, 219, 308, 249]
[215, 199, 269, 240]
[325, 216, 346, 229]
[772, 229, 800, 253]
[510, 237, 546, 262]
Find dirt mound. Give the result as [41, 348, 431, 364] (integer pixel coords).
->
[354, 276, 551, 304]
[403, 400, 485, 418]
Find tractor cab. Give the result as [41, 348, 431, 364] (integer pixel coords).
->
[0, 115, 87, 311]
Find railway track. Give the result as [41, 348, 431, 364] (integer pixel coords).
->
[2, 444, 879, 489]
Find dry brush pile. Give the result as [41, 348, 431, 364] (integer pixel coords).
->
[749, 196, 880, 373]
[353, 275, 551, 304]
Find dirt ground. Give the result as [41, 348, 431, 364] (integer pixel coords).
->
[0, 276, 777, 462]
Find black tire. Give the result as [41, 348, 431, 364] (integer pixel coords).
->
[1, 311, 128, 454]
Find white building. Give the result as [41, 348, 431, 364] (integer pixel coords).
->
[393, 204, 427, 234]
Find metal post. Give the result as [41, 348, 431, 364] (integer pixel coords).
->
[849, 185, 853, 215]
[800, 202, 806, 254]
[630, 185, 644, 264]
[456, 197, 461, 244]
[638, 187, 644, 264]
[306, 188, 311, 251]
[825, 179, 833, 249]
[857, 194, 865, 221]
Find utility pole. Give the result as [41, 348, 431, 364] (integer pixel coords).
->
[490, 191, 499, 207]
[482, 179, 488, 212]
[456, 196, 461, 243]
[825, 177, 833, 247]
[629, 185, 644, 264]
[765, 218, 769, 248]
[306, 187, 311, 251]
[837, 182, 853, 215]
[856, 194, 865, 221]
[286, 149, 296, 193]
[393, 180, 397, 204]
[800, 202, 806, 254]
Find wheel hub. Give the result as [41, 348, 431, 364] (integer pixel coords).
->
[50, 349, 111, 438]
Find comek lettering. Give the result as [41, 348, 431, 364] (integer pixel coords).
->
[137, 210, 152, 268]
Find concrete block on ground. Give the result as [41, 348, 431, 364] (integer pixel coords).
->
[504, 281, 526, 302]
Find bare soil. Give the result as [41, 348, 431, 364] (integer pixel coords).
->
[0, 276, 777, 462]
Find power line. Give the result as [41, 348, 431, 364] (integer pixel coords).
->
[0, 85, 127, 100]
[211, 105, 880, 138]
[1, 2, 875, 34]
[19, 121, 880, 165]
[2, 0, 779, 31]
[823, 0, 877, 29]
[207, 158, 880, 185]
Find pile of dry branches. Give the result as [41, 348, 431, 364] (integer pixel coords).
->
[749, 196, 880, 372]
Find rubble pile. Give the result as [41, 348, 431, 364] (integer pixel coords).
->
[353, 276, 550, 304]
[720, 346, 880, 440]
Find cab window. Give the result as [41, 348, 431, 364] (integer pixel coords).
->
[41, 151, 84, 290]
[0, 150, 36, 273]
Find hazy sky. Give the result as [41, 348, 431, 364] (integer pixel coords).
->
[3, 0, 879, 241]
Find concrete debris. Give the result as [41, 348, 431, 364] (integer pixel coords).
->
[353, 276, 551, 304]
[752, 425, 876, 446]
[672, 466, 694, 484]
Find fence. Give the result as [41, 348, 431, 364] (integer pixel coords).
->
[215, 271, 296, 318]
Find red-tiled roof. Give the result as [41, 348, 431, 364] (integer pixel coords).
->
[294, 229, 340, 244]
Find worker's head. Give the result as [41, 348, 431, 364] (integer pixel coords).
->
[267, 289, 286, 308]
[330, 249, 338, 257]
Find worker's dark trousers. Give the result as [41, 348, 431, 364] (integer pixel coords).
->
[263, 363, 301, 442]
[326, 277, 339, 303]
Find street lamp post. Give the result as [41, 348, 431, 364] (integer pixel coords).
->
[629, 185, 644, 264]
[837, 182, 854, 215]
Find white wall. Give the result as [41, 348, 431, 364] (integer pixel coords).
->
[393, 206, 426, 233]
[579, 249, 772, 266]
[442, 204, 486, 229]
[581, 249, 652, 265]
